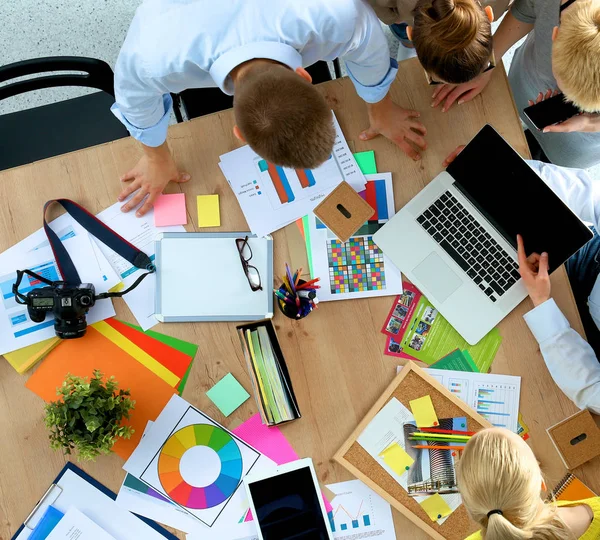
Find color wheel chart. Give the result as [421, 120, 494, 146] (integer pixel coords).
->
[257, 159, 316, 204]
[157, 425, 243, 510]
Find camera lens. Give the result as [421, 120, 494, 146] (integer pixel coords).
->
[80, 295, 92, 307]
[55, 317, 87, 339]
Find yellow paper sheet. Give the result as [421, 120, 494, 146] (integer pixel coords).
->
[197, 194, 220, 227]
[4, 337, 61, 374]
[92, 321, 179, 387]
[419, 493, 453, 522]
[409, 395, 439, 428]
[379, 443, 414, 475]
[108, 282, 125, 293]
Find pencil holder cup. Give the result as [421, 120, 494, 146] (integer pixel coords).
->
[276, 280, 313, 320]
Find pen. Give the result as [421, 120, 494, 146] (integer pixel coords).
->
[298, 290, 316, 299]
[420, 428, 476, 436]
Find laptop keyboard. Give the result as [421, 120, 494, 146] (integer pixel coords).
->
[416, 191, 520, 303]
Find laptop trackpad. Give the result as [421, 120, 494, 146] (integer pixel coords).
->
[413, 252, 463, 303]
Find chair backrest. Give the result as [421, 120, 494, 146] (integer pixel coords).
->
[0, 57, 116, 101]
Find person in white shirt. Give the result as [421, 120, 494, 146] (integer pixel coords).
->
[443, 147, 600, 415]
[112, 0, 427, 217]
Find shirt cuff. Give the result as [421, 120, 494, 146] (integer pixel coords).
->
[523, 298, 570, 343]
[110, 94, 173, 148]
[345, 58, 398, 104]
[510, 5, 536, 24]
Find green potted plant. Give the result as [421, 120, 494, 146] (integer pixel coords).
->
[44, 370, 135, 461]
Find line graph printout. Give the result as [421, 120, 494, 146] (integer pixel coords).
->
[327, 479, 395, 539]
[424, 369, 521, 433]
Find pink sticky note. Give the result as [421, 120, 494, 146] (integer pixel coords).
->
[153, 193, 187, 227]
[233, 414, 333, 518]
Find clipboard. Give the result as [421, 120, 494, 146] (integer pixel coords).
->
[154, 232, 273, 322]
[12, 462, 178, 540]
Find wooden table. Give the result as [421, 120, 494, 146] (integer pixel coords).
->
[1, 58, 597, 539]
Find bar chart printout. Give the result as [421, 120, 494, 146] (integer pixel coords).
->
[326, 479, 396, 539]
[475, 383, 519, 428]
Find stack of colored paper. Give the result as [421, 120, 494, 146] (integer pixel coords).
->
[25, 319, 198, 459]
[3, 337, 62, 374]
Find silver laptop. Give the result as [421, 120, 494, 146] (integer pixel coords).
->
[373, 125, 593, 344]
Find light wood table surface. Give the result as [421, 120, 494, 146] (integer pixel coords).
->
[1, 58, 598, 539]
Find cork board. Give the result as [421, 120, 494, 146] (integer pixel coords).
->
[334, 362, 493, 539]
[547, 410, 600, 470]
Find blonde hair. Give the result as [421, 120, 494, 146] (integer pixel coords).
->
[234, 63, 335, 169]
[553, 0, 600, 112]
[456, 428, 573, 540]
[412, 0, 492, 84]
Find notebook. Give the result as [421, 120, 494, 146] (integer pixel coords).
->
[154, 232, 273, 322]
[547, 473, 597, 502]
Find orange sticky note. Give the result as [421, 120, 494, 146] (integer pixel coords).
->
[26, 327, 176, 459]
[197, 194, 220, 227]
[409, 395, 439, 428]
[154, 193, 187, 227]
[419, 493, 453, 521]
[379, 443, 414, 475]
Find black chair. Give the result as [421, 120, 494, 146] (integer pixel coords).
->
[174, 59, 342, 121]
[0, 57, 129, 171]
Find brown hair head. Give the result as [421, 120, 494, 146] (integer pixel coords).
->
[234, 64, 335, 169]
[412, 0, 493, 84]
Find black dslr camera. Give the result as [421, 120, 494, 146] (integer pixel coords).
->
[13, 270, 96, 339]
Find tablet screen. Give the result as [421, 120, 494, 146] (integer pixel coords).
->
[447, 125, 593, 273]
[248, 466, 330, 539]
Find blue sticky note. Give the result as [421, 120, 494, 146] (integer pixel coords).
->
[30, 506, 64, 540]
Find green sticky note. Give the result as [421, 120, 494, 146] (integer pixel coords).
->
[206, 373, 250, 417]
[353, 151, 377, 175]
[302, 214, 315, 277]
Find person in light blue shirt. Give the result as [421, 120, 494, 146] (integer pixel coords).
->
[112, 0, 427, 217]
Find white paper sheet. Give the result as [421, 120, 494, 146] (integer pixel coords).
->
[94, 203, 185, 330]
[0, 241, 116, 355]
[14, 469, 169, 540]
[219, 112, 366, 237]
[123, 395, 275, 529]
[326, 479, 396, 539]
[46, 507, 116, 540]
[308, 173, 403, 301]
[422, 368, 521, 433]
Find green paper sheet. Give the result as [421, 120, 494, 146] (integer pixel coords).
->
[206, 373, 251, 417]
[303, 214, 315, 278]
[353, 150, 377, 175]
[429, 349, 479, 372]
[119, 321, 198, 394]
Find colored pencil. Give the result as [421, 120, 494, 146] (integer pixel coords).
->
[420, 428, 476, 436]
[412, 445, 465, 451]
[285, 263, 296, 294]
[296, 278, 320, 290]
[409, 435, 471, 442]
[295, 268, 303, 287]
[411, 432, 472, 439]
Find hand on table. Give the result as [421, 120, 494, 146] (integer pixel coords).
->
[517, 234, 551, 307]
[362, 95, 427, 161]
[118, 145, 190, 217]
[431, 70, 494, 113]
[529, 89, 600, 133]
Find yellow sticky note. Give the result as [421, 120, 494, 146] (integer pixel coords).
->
[379, 443, 414, 475]
[197, 194, 220, 227]
[419, 493, 453, 522]
[108, 282, 125, 293]
[409, 395, 439, 428]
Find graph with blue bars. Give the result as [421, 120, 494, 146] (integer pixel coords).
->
[328, 496, 375, 534]
[475, 383, 518, 429]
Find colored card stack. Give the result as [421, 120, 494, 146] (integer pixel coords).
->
[25, 319, 198, 459]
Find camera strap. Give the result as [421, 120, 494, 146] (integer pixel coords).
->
[43, 199, 155, 297]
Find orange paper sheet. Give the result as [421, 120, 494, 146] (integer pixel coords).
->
[26, 327, 176, 459]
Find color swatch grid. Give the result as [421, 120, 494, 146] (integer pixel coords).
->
[327, 236, 386, 294]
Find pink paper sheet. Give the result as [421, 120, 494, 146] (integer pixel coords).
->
[233, 414, 333, 519]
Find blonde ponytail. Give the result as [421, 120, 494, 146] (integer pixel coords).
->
[456, 428, 574, 540]
[412, 0, 492, 83]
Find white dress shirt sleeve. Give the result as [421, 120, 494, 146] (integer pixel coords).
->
[110, 44, 174, 148]
[524, 299, 600, 414]
[526, 160, 600, 329]
[342, 1, 398, 103]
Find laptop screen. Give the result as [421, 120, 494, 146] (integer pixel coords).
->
[447, 125, 592, 273]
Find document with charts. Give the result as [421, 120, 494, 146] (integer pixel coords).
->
[219, 112, 366, 237]
[423, 368, 521, 433]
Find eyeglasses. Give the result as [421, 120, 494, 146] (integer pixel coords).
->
[425, 51, 497, 85]
[236, 236, 262, 292]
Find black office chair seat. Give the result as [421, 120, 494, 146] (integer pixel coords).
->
[0, 92, 128, 170]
